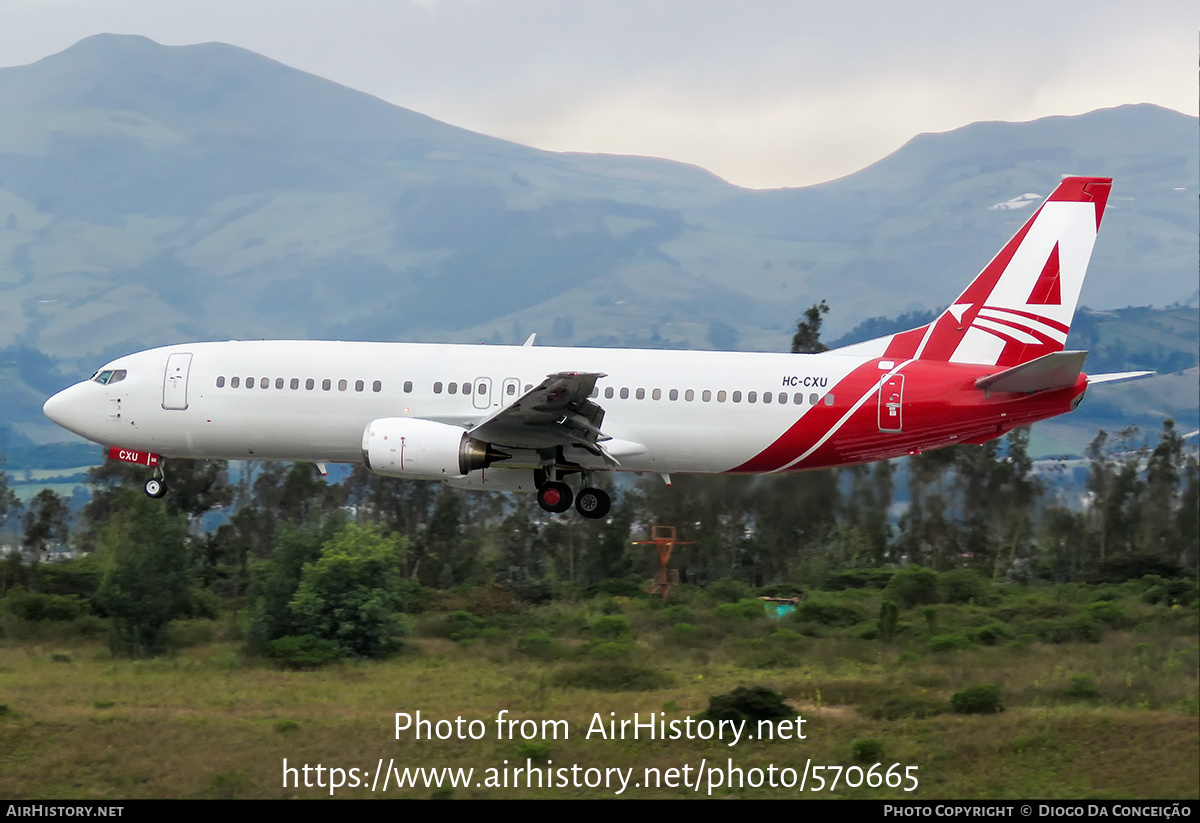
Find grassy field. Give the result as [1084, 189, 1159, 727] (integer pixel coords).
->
[1, 582, 1197, 800]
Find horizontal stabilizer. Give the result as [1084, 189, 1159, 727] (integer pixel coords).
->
[974, 350, 1088, 394]
[1087, 370, 1155, 385]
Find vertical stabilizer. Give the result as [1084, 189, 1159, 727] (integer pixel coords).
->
[876, 177, 1111, 368]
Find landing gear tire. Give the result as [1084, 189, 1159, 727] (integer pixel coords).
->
[144, 477, 167, 499]
[537, 481, 573, 514]
[575, 487, 611, 519]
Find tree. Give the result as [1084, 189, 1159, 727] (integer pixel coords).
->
[0, 458, 19, 534]
[22, 489, 70, 557]
[791, 300, 829, 354]
[96, 497, 193, 656]
[287, 523, 412, 658]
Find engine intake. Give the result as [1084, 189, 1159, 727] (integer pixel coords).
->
[362, 417, 509, 479]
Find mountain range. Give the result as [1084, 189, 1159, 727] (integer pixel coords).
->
[0, 34, 1195, 460]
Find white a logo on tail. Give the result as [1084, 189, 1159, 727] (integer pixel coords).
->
[915, 177, 1111, 369]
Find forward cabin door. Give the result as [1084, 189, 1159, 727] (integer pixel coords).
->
[162, 352, 192, 410]
[877, 374, 904, 433]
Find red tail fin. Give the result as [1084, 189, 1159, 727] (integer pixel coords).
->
[873, 177, 1111, 368]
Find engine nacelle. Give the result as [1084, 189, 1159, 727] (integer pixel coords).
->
[362, 417, 509, 479]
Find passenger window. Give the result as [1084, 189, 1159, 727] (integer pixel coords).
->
[652, 388, 661, 400]
[246, 377, 255, 388]
[702, 390, 711, 402]
[374, 381, 383, 392]
[322, 379, 331, 391]
[825, 394, 835, 406]
[448, 382, 458, 395]
[524, 384, 533, 392]
[508, 384, 517, 396]
[433, 382, 443, 394]
[732, 391, 741, 403]
[780, 392, 788, 404]
[620, 388, 629, 399]
[717, 390, 727, 402]
[275, 378, 285, 390]
[290, 378, 299, 390]
[669, 389, 679, 401]
[748, 391, 757, 403]
[355, 380, 364, 392]
[338, 379, 347, 391]
[636, 388, 645, 400]
[401, 381, 410, 392]
[605, 387, 614, 399]
[809, 393, 818, 405]
[306, 378, 315, 390]
[590, 388, 598, 398]
[216, 376, 225, 388]
[685, 389, 695, 401]
[231, 377, 240, 388]
[794, 392, 803, 405]
[763, 391, 772, 404]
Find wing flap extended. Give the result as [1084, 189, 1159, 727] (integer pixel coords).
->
[974, 350, 1088, 394]
[470, 371, 613, 454]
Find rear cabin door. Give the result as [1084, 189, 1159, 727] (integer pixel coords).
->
[877, 374, 904, 433]
[162, 352, 192, 410]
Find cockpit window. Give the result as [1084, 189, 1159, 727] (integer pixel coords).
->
[92, 369, 127, 386]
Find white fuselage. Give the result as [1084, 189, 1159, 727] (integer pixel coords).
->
[44, 340, 866, 475]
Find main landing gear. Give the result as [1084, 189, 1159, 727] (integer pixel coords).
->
[143, 463, 167, 499]
[534, 470, 611, 519]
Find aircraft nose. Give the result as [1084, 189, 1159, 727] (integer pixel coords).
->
[43, 382, 99, 439]
[43, 387, 72, 426]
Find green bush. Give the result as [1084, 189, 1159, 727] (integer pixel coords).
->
[1140, 576, 1198, 608]
[1035, 616, 1103, 644]
[885, 566, 939, 608]
[705, 578, 754, 604]
[701, 686, 792, 725]
[928, 633, 974, 652]
[1086, 600, 1129, 627]
[1, 587, 91, 621]
[940, 569, 992, 604]
[951, 684, 1003, 714]
[515, 631, 564, 660]
[1064, 675, 1099, 700]
[714, 599, 765, 621]
[446, 610, 484, 641]
[287, 524, 411, 658]
[972, 623, 1010, 646]
[266, 635, 340, 669]
[668, 622, 703, 647]
[825, 569, 894, 590]
[852, 738, 884, 762]
[551, 663, 673, 691]
[584, 640, 633, 659]
[794, 598, 863, 627]
[590, 614, 632, 640]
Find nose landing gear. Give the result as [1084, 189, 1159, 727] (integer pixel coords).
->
[143, 464, 167, 499]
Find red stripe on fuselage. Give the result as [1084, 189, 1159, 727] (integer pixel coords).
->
[728, 361, 1086, 474]
[726, 359, 891, 473]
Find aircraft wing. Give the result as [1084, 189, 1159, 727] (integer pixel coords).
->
[469, 371, 614, 459]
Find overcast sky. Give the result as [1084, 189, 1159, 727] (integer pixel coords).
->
[2, 0, 1196, 189]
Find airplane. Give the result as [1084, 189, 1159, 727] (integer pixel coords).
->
[43, 176, 1149, 518]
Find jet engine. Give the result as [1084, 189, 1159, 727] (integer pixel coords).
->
[362, 417, 509, 479]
